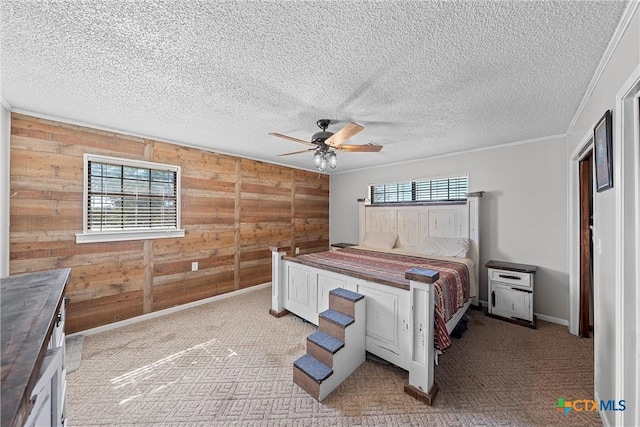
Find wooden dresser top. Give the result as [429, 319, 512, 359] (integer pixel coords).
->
[1, 268, 70, 427]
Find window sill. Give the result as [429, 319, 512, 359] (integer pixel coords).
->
[366, 200, 467, 207]
[76, 229, 185, 244]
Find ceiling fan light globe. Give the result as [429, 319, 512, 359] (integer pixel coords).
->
[312, 151, 323, 167]
[328, 152, 338, 168]
[319, 156, 328, 171]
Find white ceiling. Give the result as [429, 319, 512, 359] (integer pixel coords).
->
[0, 1, 629, 173]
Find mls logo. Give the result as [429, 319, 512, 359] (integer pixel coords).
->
[555, 398, 572, 415]
[555, 397, 626, 415]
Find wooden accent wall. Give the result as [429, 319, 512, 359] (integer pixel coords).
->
[9, 114, 329, 333]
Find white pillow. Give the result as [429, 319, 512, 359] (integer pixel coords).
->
[420, 236, 470, 258]
[362, 231, 398, 249]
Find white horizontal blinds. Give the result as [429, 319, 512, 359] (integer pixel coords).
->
[87, 160, 177, 231]
[371, 175, 468, 204]
[414, 176, 468, 201]
[371, 181, 412, 203]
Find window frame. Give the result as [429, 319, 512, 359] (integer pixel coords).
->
[369, 173, 469, 205]
[76, 153, 185, 244]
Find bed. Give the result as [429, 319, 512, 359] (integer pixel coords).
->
[270, 196, 481, 404]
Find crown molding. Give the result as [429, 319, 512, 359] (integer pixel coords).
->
[0, 96, 11, 110]
[334, 133, 567, 176]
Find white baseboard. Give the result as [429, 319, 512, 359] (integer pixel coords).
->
[67, 282, 271, 338]
[535, 313, 569, 326]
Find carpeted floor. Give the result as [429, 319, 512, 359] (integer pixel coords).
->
[66, 286, 600, 426]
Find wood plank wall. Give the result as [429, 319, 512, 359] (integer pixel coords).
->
[9, 114, 329, 333]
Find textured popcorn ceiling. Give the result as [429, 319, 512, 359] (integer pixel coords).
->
[0, 1, 628, 173]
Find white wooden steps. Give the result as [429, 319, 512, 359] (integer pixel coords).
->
[292, 288, 366, 401]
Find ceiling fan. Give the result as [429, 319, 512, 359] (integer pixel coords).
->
[269, 119, 382, 171]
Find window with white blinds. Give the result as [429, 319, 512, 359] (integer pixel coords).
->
[370, 175, 468, 204]
[371, 181, 413, 203]
[76, 154, 184, 243]
[414, 176, 468, 201]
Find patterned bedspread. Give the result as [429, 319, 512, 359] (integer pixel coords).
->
[289, 247, 470, 350]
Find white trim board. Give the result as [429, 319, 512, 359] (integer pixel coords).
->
[0, 105, 10, 278]
[596, 391, 612, 427]
[0, 96, 11, 111]
[613, 64, 640, 427]
[66, 282, 271, 339]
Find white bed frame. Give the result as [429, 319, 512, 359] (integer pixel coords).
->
[270, 196, 481, 404]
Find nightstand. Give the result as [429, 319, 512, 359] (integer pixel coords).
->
[330, 242, 357, 251]
[485, 260, 537, 328]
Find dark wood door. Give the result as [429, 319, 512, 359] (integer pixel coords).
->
[579, 150, 593, 338]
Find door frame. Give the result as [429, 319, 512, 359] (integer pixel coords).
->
[613, 65, 640, 427]
[568, 131, 595, 337]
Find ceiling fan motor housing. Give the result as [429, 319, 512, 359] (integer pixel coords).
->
[311, 131, 333, 144]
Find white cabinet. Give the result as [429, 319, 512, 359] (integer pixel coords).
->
[486, 260, 536, 328]
[25, 299, 68, 427]
[25, 348, 63, 427]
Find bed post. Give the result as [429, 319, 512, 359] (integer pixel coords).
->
[358, 200, 367, 245]
[404, 267, 440, 405]
[466, 192, 483, 306]
[269, 245, 290, 318]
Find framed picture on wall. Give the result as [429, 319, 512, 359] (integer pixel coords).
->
[594, 110, 613, 192]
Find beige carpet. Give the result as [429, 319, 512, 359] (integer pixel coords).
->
[66, 286, 600, 426]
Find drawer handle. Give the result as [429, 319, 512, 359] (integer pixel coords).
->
[511, 287, 532, 294]
[499, 274, 521, 280]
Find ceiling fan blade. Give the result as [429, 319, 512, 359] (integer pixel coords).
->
[336, 143, 382, 152]
[277, 148, 316, 157]
[269, 133, 316, 147]
[324, 122, 364, 147]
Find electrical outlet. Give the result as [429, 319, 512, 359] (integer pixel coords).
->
[191, 261, 198, 271]
[295, 247, 300, 254]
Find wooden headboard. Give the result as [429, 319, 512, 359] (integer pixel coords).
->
[358, 197, 481, 295]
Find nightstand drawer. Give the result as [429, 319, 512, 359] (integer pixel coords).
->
[488, 268, 532, 288]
